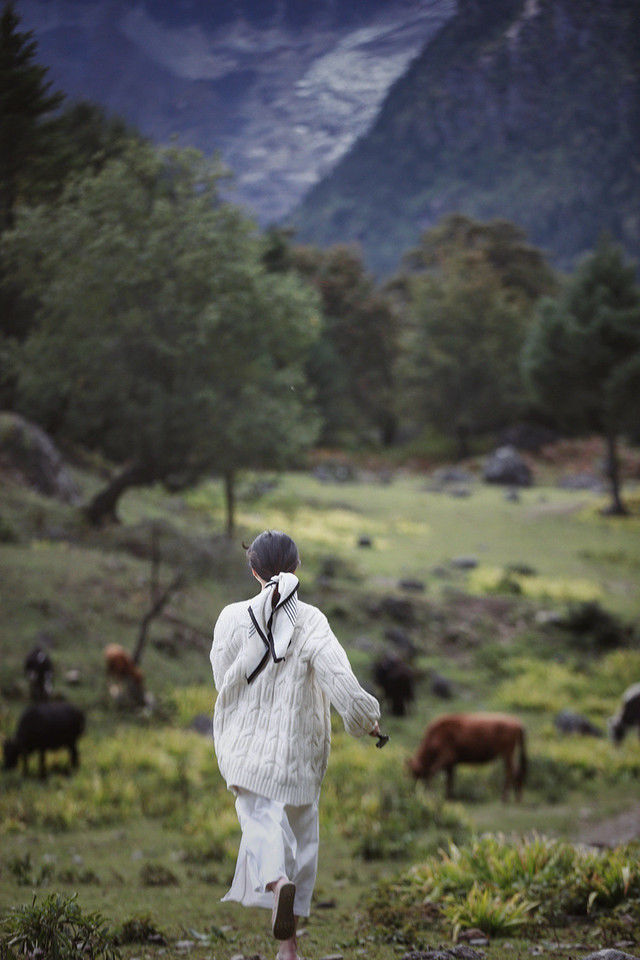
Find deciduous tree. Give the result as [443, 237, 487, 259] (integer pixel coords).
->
[4, 143, 319, 534]
[523, 238, 640, 514]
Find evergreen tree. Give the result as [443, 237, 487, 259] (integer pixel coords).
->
[523, 238, 640, 514]
[0, 2, 63, 230]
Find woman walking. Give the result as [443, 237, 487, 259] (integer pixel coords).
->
[211, 530, 381, 960]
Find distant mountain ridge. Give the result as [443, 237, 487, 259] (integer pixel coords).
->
[293, 0, 640, 274]
[18, 0, 454, 222]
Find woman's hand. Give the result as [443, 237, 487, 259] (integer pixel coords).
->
[369, 721, 381, 737]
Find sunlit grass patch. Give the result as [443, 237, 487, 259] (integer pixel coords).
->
[468, 565, 603, 602]
[494, 650, 640, 717]
[164, 685, 215, 728]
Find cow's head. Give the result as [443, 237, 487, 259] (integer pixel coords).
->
[608, 715, 626, 745]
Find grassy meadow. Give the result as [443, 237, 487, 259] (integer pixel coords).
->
[1, 455, 640, 959]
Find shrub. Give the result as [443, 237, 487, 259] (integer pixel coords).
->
[369, 835, 640, 939]
[442, 883, 537, 937]
[0, 893, 119, 960]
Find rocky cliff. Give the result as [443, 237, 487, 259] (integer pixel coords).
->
[293, 0, 640, 274]
[19, 0, 454, 222]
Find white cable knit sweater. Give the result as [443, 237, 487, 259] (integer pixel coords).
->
[211, 593, 381, 805]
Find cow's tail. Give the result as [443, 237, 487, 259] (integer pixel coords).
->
[515, 728, 527, 796]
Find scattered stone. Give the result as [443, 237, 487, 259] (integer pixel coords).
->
[319, 954, 344, 960]
[313, 461, 355, 483]
[507, 563, 536, 576]
[451, 556, 478, 570]
[64, 669, 81, 685]
[0, 412, 81, 503]
[554, 709, 603, 737]
[175, 941, 196, 951]
[379, 596, 415, 624]
[399, 578, 426, 593]
[431, 566, 450, 578]
[483, 445, 532, 487]
[357, 535, 373, 548]
[188, 714, 213, 737]
[315, 899, 336, 909]
[504, 488, 520, 502]
[402, 946, 485, 960]
[449, 487, 472, 498]
[559, 472, 604, 491]
[535, 609, 563, 627]
[384, 626, 417, 657]
[426, 467, 476, 492]
[580, 952, 640, 960]
[430, 671, 453, 699]
[457, 929, 488, 944]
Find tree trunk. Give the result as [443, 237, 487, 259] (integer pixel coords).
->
[82, 461, 152, 526]
[223, 470, 236, 539]
[602, 430, 628, 516]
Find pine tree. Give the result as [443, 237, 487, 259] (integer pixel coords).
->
[0, 1, 64, 231]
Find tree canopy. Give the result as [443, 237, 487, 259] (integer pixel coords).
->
[523, 237, 640, 513]
[396, 215, 556, 456]
[4, 142, 320, 532]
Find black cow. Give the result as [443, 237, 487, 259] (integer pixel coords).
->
[373, 653, 415, 717]
[24, 645, 54, 701]
[610, 683, 640, 744]
[3, 702, 86, 778]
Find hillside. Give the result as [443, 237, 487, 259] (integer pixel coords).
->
[292, 0, 640, 275]
[18, 0, 454, 223]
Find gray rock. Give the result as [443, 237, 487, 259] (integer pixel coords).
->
[188, 714, 213, 737]
[554, 709, 603, 737]
[559, 472, 604, 491]
[504, 488, 521, 502]
[580, 952, 640, 960]
[451, 556, 478, 570]
[483, 445, 532, 487]
[402, 947, 485, 960]
[399, 579, 426, 593]
[0, 412, 81, 503]
[357, 535, 373, 547]
[430, 671, 453, 699]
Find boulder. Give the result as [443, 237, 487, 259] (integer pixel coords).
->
[430, 671, 453, 699]
[402, 947, 485, 960]
[580, 952, 640, 960]
[554, 709, 603, 737]
[0, 412, 81, 503]
[483, 445, 532, 487]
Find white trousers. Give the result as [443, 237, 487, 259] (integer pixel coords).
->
[222, 789, 319, 918]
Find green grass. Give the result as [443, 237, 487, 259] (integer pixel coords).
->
[2, 464, 640, 957]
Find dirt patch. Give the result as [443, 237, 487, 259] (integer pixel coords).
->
[577, 807, 640, 847]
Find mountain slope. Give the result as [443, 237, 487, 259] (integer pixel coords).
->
[292, 0, 640, 274]
[19, 0, 454, 222]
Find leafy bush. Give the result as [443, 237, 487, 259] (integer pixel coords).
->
[370, 835, 640, 939]
[442, 883, 537, 937]
[0, 893, 119, 960]
[115, 914, 166, 945]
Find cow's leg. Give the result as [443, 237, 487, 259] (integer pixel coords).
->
[21, 753, 28, 777]
[69, 743, 79, 770]
[502, 753, 514, 802]
[445, 765, 455, 800]
[38, 751, 47, 779]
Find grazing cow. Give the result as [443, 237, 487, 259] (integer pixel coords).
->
[104, 643, 145, 704]
[373, 653, 415, 717]
[24, 645, 54, 701]
[408, 712, 526, 802]
[609, 682, 640, 744]
[3, 702, 85, 778]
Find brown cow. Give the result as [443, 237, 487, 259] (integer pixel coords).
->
[407, 712, 526, 802]
[104, 644, 145, 705]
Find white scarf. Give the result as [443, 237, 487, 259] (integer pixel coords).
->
[245, 572, 299, 684]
